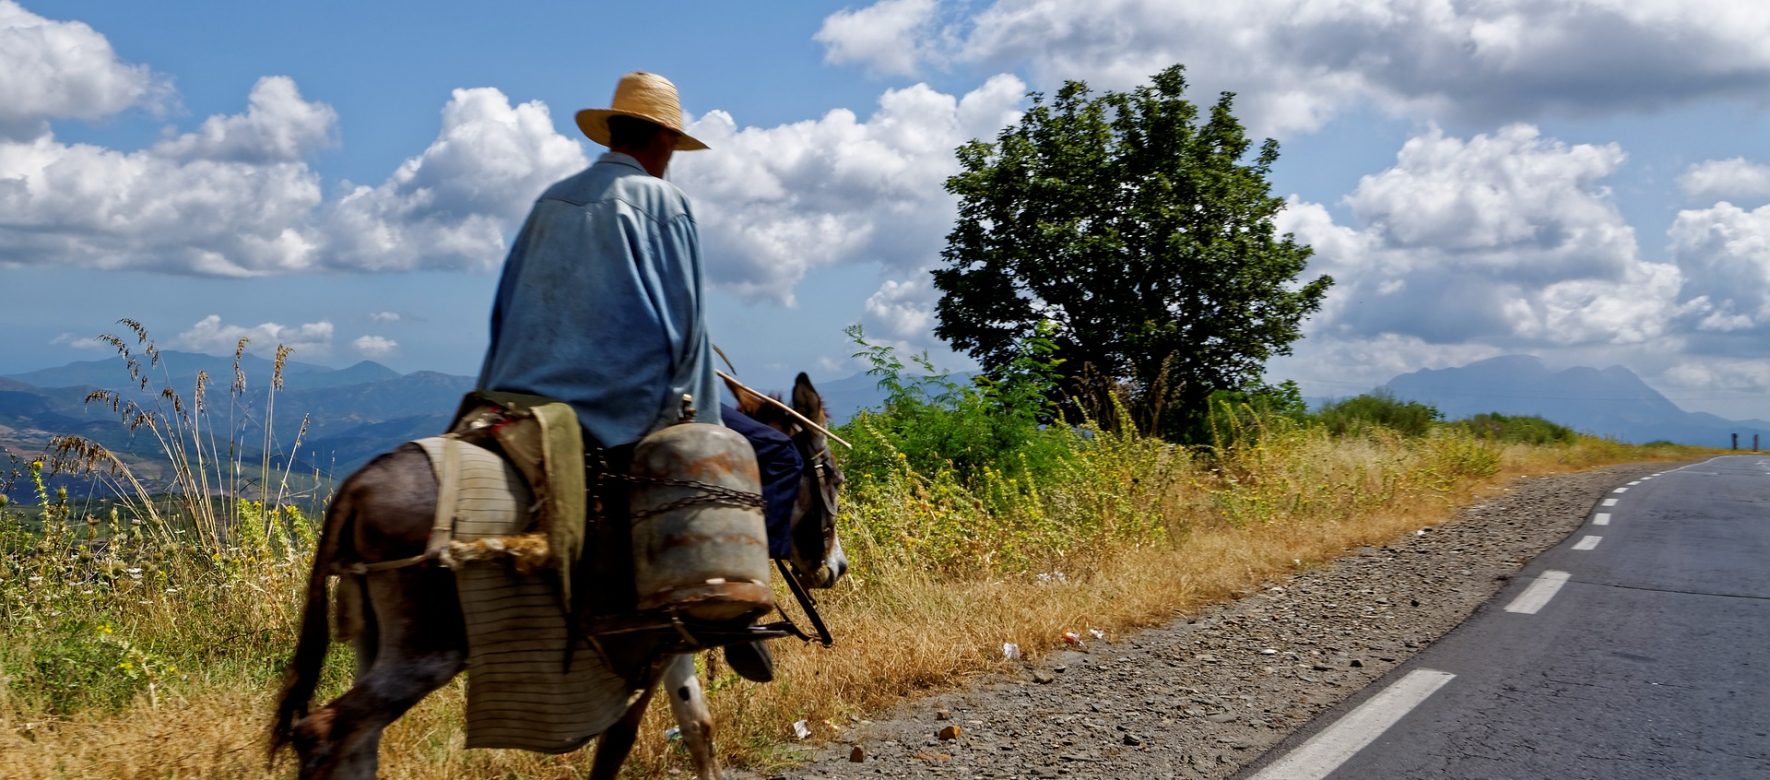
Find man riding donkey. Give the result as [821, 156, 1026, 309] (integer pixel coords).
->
[475, 70, 800, 683]
[271, 72, 844, 780]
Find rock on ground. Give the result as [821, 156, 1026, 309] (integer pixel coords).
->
[772, 463, 1665, 779]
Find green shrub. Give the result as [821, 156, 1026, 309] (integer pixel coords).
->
[837, 324, 1079, 495]
[1455, 412, 1576, 445]
[1315, 392, 1440, 437]
[1203, 380, 1310, 449]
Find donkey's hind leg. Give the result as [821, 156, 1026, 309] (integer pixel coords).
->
[662, 652, 720, 780]
[296, 567, 466, 780]
[590, 677, 659, 780]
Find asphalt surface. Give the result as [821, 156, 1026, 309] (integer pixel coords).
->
[1238, 455, 1770, 780]
[783, 463, 1668, 780]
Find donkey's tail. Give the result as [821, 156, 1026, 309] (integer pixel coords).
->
[268, 488, 352, 761]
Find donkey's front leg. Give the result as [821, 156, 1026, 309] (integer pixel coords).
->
[663, 653, 720, 779]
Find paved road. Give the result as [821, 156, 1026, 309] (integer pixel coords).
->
[1238, 455, 1770, 780]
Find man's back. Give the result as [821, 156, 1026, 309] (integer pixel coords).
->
[477, 152, 720, 448]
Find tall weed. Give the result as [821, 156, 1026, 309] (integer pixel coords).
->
[1, 326, 338, 723]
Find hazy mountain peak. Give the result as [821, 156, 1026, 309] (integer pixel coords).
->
[1379, 355, 1760, 446]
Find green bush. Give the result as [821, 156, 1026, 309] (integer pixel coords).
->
[837, 325, 1080, 499]
[8, 620, 144, 714]
[1455, 412, 1576, 445]
[1203, 380, 1310, 449]
[1315, 392, 1440, 437]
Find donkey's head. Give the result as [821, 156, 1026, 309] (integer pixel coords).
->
[734, 372, 848, 590]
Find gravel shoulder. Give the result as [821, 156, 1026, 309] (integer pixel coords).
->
[777, 462, 1669, 779]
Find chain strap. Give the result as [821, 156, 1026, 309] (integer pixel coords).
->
[601, 472, 765, 523]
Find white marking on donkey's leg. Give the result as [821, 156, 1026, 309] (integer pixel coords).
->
[664, 653, 721, 780]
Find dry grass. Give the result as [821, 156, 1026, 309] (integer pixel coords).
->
[0, 423, 1700, 779]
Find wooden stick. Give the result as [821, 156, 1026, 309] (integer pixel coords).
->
[711, 343, 740, 376]
[716, 369, 853, 449]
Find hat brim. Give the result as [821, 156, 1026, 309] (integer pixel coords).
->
[575, 109, 708, 151]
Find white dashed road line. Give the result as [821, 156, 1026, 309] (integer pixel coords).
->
[1593, 513, 1611, 526]
[1613, 487, 1628, 494]
[1248, 669, 1458, 780]
[1573, 535, 1603, 551]
[1602, 498, 1618, 507]
[1505, 570, 1572, 615]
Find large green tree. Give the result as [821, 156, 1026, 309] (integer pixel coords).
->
[932, 65, 1331, 441]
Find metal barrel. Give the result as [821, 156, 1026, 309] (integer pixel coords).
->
[629, 423, 774, 623]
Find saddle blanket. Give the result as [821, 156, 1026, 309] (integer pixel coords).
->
[413, 436, 638, 753]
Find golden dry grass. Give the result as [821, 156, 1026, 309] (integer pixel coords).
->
[0, 428, 1700, 779]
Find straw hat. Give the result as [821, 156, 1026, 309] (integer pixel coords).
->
[575, 72, 708, 151]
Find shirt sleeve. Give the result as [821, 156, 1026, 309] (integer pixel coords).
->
[653, 208, 723, 426]
[475, 207, 539, 389]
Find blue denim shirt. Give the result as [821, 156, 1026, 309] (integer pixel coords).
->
[477, 152, 721, 447]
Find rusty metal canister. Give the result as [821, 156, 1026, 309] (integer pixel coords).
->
[629, 422, 774, 623]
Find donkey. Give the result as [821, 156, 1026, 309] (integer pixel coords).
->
[269, 373, 847, 780]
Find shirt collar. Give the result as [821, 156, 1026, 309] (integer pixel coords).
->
[598, 151, 648, 173]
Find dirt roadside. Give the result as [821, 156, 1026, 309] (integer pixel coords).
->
[770, 462, 1666, 779]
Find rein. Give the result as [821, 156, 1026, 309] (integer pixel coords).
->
[775, 559, 834, 647]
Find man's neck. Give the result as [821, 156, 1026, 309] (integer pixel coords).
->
[611, 145, 669, 177]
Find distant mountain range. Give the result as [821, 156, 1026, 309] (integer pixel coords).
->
[1377, 355, 1768, 448]
[0, 351, 474, 501]
[0, 351, 902, 502]
[8, 350, 1751, 502]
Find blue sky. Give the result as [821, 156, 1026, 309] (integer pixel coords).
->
[5, 0, 1770, 420]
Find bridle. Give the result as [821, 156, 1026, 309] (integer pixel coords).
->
[797, 426, 843, 567]
[773, 422, 844, 646]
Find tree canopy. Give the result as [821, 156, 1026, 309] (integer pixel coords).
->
[932, 65, 1332, 441]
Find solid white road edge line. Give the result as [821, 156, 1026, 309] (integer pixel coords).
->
[1574, 535, 1602, 551]
[1671, 456, 1736, 474]
[1248, 669, 1457, 780]
[1505, 570, 1572, 615]
[1594, 513, 1611, 526]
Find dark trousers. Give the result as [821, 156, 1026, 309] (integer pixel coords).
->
[720, 404, 802, 559]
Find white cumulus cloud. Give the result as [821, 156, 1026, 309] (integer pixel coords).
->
[0, 76, 332, 276]
[863, 276, 937, 342]
[49, 332, 107, 350]
[0, 70, 588, 276]
[818, 0, 1770, 135]
[815, 0, 942, 77]
[152, 76, 336, 163]
[1277, 124, 1688, 392]
[676, 74, 1025, 304]
[1668, 202, 1770, 338]
[1660, 358, 1770, 395]
[321, 87, 587, 272]
[175, 314, 334, 358]
[1678, 157, 1770, 203]
[353, 335, 398, 358]
[0, 1, 166, 138]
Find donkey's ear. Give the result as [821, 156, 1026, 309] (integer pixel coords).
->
[720, 372, 762, 409]
[791, 372, 824, 420]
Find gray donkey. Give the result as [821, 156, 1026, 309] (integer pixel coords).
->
[270, 374, 848, 779]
